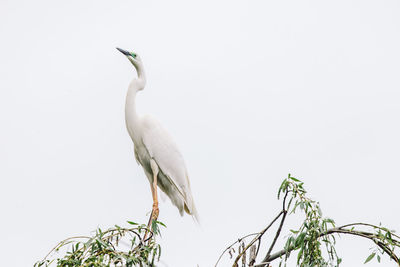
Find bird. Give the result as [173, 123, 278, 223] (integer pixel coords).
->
[116, 47, 199, 227]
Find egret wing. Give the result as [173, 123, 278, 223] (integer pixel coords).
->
[140, 115, 194, 210]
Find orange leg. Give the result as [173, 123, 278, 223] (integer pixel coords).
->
[144, 160, 159, 242]
[149, 172, 159, 222]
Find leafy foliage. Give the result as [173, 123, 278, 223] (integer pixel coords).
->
[35, 221, 165, 267]
[35, 175, 400, 266]
[216, 174, 400, 267]
[279, 175, 341, 266]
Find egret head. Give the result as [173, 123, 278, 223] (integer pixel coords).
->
[116, 47, 143, 71]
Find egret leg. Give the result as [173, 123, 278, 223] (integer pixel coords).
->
[144, 159, 159, 242]
[150, 159, 159, 221]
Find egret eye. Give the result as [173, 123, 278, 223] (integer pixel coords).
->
[131, 52, 137, 58]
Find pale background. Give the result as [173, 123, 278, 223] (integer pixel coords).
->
[0, 0, 399, 266]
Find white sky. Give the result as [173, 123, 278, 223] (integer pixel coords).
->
[1, 0, 399, 266]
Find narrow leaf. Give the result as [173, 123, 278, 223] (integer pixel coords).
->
[364, 252, 375, 264]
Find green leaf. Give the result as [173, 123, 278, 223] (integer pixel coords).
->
[156, 221, 167, 228]
[317, 205, 322, 216]
[297, 247, 304, 264]
[151, 220, 158, 233]
[364, 252, 376, 264]
[295, 232, 306, 247]
[377, 255, 381, 263]
[278, 180, 288, 199]
[127, 221, 138, 225]
[323, 218, 335, 225]
[290, 176, 300, 182]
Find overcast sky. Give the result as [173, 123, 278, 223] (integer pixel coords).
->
[1, 0, 399, 266]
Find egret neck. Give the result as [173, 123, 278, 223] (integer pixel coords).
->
[125, 65, 146, 145]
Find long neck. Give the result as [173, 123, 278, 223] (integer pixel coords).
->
[133, 60, 146, 86]
[136, 63, 146, 83]
[125, 81, 141, 143]
[125, 64, 146, 143]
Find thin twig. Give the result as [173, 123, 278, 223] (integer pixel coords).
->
[232, 211, 284, 266]
[338, 222, 400, 240]
[42, 236, 90, 261]
[263, 191, 289, 262]
[214, 233, 259, 267]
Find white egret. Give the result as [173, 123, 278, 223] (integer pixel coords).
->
[117, 48, 199, 227]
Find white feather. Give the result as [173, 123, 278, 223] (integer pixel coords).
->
[141, 115, 198, 220]
[119, 48, 199, 222]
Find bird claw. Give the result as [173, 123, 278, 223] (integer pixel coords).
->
[151, 202, 159, 219]
[151, 206, 159, 221]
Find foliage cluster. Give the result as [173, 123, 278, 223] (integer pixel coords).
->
[216, 174, 400, 267]
[278, 176, 340, 266]
[35, 221, 165, 267]
[36, 175, 399, 266]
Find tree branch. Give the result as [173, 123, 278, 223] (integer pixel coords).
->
[230, 210, 284, 267]
[257, 226, 400, 266]
[214, 233, 259, 267]
[263, 190, 289, 262]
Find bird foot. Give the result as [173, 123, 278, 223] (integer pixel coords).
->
[151, 203, 159, 221]
[143, 205, 160, 244]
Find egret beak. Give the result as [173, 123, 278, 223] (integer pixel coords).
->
[116, 47, 131, 56]
[116, 47, 137, 59]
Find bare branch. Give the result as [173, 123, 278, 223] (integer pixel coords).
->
[230, 211, 284, 267]
[263, 190, 290, 262]
[214, 233, 259, 267]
